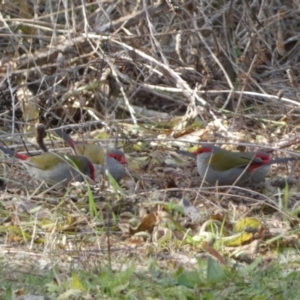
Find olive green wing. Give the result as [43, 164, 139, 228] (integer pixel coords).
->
[208, 150, 258, 171]
[26, 153, 65, 170]
[75, 144, 105, 165]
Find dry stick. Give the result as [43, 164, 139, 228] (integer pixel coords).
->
[79, 12, 138, 128]
[85, 37, 137, 126]
[17, 2, 165, 75]
[195, 21, 234, 91]
[95, 1, 169, 33]
[243, 0, 263, 27]
[192, 30, 234, 135]
[90, 35, 192, 108]
[35, 123, 48, 152]
[102, 36, 227, 131]
[233, 54, 258, 123]
[199, 5, 262, 115]
[4, 65, 30, 155]
[142, 1, 198, 134]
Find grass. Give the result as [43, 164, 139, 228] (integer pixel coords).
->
[1, 254, 300, 299]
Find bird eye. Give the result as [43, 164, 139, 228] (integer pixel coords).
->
[115, 155, 124, 162]
[195, 147, 211, 154]
[108, 152, 127, 164]
[192, 147, 205, 155]
[255, 153, 270, 163]
[108, 153, 119, 160]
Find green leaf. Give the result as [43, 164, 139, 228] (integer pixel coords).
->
[106, 170, 124, 196]
[175, 267, 202, 288]
[206, 257, 227, 283]
[4, 284, 12, 300]
[86, 180, 97, 218]
[70, 272, 85, 291]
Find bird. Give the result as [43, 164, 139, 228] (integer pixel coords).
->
[181, 144, 295, 186]
[0, 145, 95, 187]
[53, 128, 127, 182]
